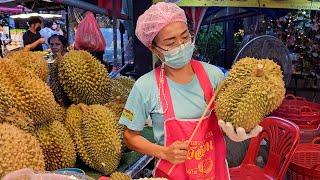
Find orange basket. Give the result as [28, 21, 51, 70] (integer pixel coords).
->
[287, 137, 320, 180]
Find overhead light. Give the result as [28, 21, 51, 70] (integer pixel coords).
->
[10, 13, 62, 19]
[0, 0, 15, 3]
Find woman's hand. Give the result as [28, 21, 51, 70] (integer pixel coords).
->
[123, 129, 189, 165]
[162, 141, 189, 165]
[218, 120, 263, 142]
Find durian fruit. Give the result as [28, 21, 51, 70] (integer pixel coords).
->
[76, 104, 122, 174]
[0, 123, 45, 178]
[215, 58, 285, 132]
[7, 50, 48, 81]
[109, 80, 128, 104]
[0, 104, 7, 121]
[65, 104, 83, 136]
[35, 121, 76, 171]
[58, 50, 111, 105]
[0, 85, 11, 109]
[115, 76, 135, 90]
[54, 104, 67, 123]
[110, 172, 132, 180]
[0, 60, 59, 124]
[105, 103, 126, 151]
[48, 60, 72, 106]
[110, 76, 135, 104]
[105, 102, 124, 120]
[0, 107, 35, 133]
[104, 102, 125, 133]
[64, 104, 90, 163]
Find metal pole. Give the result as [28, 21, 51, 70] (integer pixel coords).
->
[65, 5, 69, 42]
[119, 22, 125, 66]
[224, 8, 235, 69]
[112, 0, 118, 70]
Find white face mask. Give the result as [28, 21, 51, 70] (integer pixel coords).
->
[162, 40, 195, 69]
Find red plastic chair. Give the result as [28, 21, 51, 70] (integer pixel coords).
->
[229, 117, 300, 180]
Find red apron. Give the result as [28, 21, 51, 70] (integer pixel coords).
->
[153, 60, 230, 180]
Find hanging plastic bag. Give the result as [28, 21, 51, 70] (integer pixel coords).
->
[74, 11, 106, 52]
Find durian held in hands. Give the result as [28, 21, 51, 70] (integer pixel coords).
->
[215, 57, 285, 137]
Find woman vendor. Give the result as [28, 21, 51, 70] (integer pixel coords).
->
[47, 34, 72, 107]
[119, 2, 262, 179]
[48, 34, 68, 58]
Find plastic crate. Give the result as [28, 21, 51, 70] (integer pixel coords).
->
[281, 94, 320, 109]
[272, 106, 320, 124]
[271, 95, 320, 143]
[300, 124, 320, 143]
[287, 138, 320, 180]
[271, 108, 320, 143]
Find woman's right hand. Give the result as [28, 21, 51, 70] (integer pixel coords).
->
[163, 141, 189, 165]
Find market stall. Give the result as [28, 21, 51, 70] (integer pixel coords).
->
[0, 0, 145, 179]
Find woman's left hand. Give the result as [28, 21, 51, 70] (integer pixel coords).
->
[218, 120, 263, 142]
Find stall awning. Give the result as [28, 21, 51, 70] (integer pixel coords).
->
[53, 0, 129, 20]
[0, 5, 32, 14]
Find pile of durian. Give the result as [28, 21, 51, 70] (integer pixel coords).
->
[215, 57, 285, 132]
[0, 50, 135, 178]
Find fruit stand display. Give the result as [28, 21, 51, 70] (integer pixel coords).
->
[0, 50, 150, 180]
[0, 47, 291, 179]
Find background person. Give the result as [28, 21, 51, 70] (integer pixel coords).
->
[23, 16, 45, 51]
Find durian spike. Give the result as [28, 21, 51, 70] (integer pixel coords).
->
[113, 136, 121, 154]
[214, 81, 225, 99]
[255, 64, 264, 77]
[217, 79, 252, 100]
[78, 103, 88, 112]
